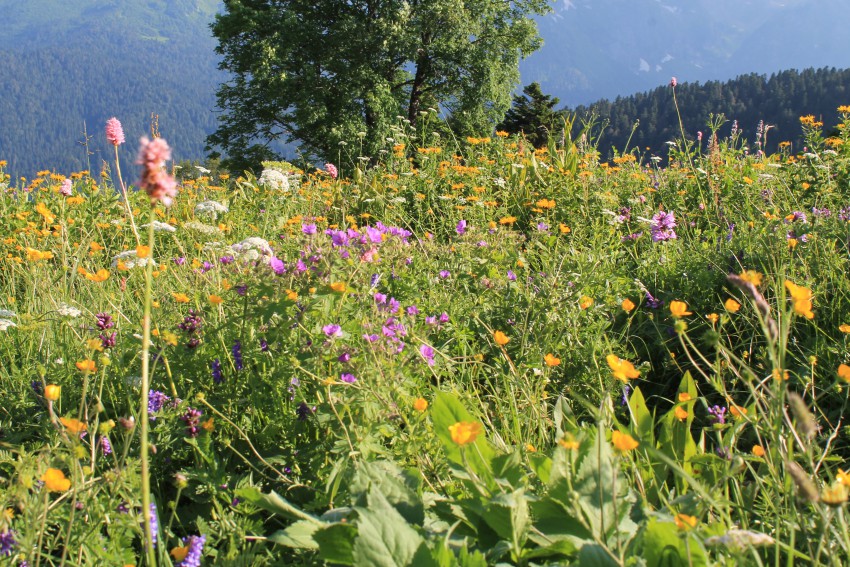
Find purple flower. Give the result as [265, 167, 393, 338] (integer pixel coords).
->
[419, 344, 436, 366]
[621, 385, 631, 406]
[325, 163, 338, 179]
[439, 312, 449, 323]
[260, 339, 269, 352]
[180, 408, 203, 437]
[0, 530, 17, 557]
[148, 390, 171, 420]
[99, 435, 113, 455]
[387, 297, 400, 314]
[173, 257, 186, 266]
[476, 240, 488, 247]
[645, 292, 662, 309]
[373, 292, 387, 304]
[366, 226, 383, 243]
[176, 534, 206, 567]
[425, 316, 437, 325]
[456, 219, 467, 235]
[322, 324, 342, 337]
[338, 352, 351, 363]
[406, 305, 419, 316]
[536, 222, 549, 232]
[219, 255, 234, 265]
[708, 405, 727, 425]
[145, 503, 159, 548]
[211, 358, 222, 384]
[232, 340, 243, 371]
[615, 207, 631, 223]
[621, 231, 643, 242]
[200, 261, 214, 273]
[95, 312, 114, 330]
[785, 211, 808, 224]
[507, 270, 516, 281]
[340, 373, 357, 383]
[650, 211, 677, 242]
[439, 270, 451, 279]
[302, 223, 318, 235]
[100, 332, 117, 349]
[235, 285, 248, 296]
[269, 256, 286, 275]
[362, 333, 379, 342]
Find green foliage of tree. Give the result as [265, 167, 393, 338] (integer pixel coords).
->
[497, 81, 565, 147]
[208, 0, 551, 172]
[574, 67, 850, 160]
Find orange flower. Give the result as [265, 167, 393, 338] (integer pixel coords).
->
[41, 468, 71, 492]
[170, 546, 189, 562]
[544, 353, 561, 367]
[607, 354, 640, 382]
[739, 270, 763, 287]
[448, 421, 482, 446]
[329, 282, 346, 293]
[838, 364, 850, 383]
[724, 298, 741, 313]
[44, 384, 61, 401]
[838, 469, 850, 487]
[135, 245, 151, 258]
[729, 405, 748, 419]
[286, 289, 298, 301]
[413, 398, 428, 412]
[678, 392, 692, 402]
[611, 430, 639, 452]
[26, 247, 54, 261]
[669, 300, 692, 318]
[172, 292, 190, 303]
[60, 417, 87, 435]
[559, 433, 579, 450]
[75, 360, 97, 373]
[84, 268, 110, 282]
[752, 445, 766, 457]
[579, 296, 593, 309]
[493, 330, 510, 346]
[498, 216, 516, 225]
[558, 224, 571, 234]
[674, 513, 698, 531]
[621, 298, 635, 312]
[840, 324, 850, 334]
[674, 406, 688, 421]
[208, 294, 223, 305]
[706, 313, 719, 324]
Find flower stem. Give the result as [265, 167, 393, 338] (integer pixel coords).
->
[114, 145, 141, 245]
[140, 208, 156, 566]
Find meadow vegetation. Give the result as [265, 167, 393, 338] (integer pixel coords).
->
[2, 106, 850, 565]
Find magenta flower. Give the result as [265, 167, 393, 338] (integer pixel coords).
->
[137, 136, 178, 206]
[322, 324, 343, 337]
[325, 163, 338, 179]
[419, 344, 436, 366]
[105, 117, 125, 146]
[340, 372, 356, 383]
[456, 219, 467, 235]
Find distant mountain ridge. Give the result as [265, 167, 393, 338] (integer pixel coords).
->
[521, 0, 850, 106]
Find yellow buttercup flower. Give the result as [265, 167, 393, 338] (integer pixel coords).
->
[413, 398, 428, 412]
[44, 384, 61, 401]
[838, 364, 850, 383]
[448, 421, 482, 446]
[606, 354, 640, 382]
[724, 298, 741, 312]
[669, 300, 692, 318]
[621, 298, 635, 312]
[493, 330, 510, 346]
[674, 406, 688, 421]
[674, 513, 698, 531]
[544, 353, 561, 367]
[329, 282, 347, 293]
[172, 293, 191, 303]
[579, 296, 593, 309]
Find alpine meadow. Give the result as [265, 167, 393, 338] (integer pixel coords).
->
[5, 2, 850, 566]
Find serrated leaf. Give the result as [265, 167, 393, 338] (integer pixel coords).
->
[350, 460, 424, 525]
[314, 523, 358, 565]
[638, 518, 708, 567]
[352, 488, 427, 567]
[268, 520, 320, 549]
[431, 391, 495, 485]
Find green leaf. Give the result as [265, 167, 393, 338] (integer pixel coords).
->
[235, 487, 323, 525]
[268, 520, 320, 549]
[638, 518, 708, 567]
[528, 453, 552, 485]
[314, 523, 358, 565]
[483, 489, 530, 550]
[351, 460, 424, 525]
[628, 386, 654, 447]
[577, 544, 620, 567]
[352, 488, 428, 567]
[431, 391, 495, 485]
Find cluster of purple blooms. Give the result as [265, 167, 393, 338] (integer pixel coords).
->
[708, 405, 727, 425]
[324, 223, 412, 260]
[232, 340, 243, 371]
[176, 534, 206, 567]
[0, 530, 16, 557]
[148, 390, 172, 421]
[649, 210, 677, 242]
[180, 407, 204, 437]
[178, 310, 203, 349]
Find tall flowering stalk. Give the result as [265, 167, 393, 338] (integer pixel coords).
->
[138, 135, 178, 566]
[106, 117, 140, 243]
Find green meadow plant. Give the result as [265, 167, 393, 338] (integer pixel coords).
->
[4, 106, 850, 564]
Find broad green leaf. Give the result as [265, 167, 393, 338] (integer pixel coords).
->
[268, 520, 320, 549]
[577, 544, 620, 567]
[431, 391, 495, 485]
[352, 488, 427, 567]
[639, 518, 708, 567]
[528, 452, 552, 485]
[351, 460, 424, 525]
[628, 386, 654, 446]
[314, 523, 358, 565]
[483, 489, 530, 550]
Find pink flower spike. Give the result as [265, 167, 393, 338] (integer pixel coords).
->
[325, 163, 338, 179]
[105, 117, 125, 146]
[670, 77, 677, 88]
[137, 136, 178, 207]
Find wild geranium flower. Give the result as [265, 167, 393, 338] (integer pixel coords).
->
[419, 344, 436, 366]
[137, 136, 178, 206]
[669, 300, 692, 318]
[449, 421, 482, 446]
[340, 373, 357, 383]
[105, 117, 125, 146]
[611, 430, 639, 452]
[607, 354, 640, 382]
[41, 468, 71, 492]
[323, 324, 343, 337]
[456, 219, 467, 235]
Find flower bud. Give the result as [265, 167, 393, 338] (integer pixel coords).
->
[44, 384, 61, 401]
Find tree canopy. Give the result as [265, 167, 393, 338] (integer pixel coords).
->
[207, 0, 550, 171]
[497, 81, 564, 147]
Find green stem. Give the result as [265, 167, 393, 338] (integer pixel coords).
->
[140, 209, 156, 566]
[114, 144, 141, 245]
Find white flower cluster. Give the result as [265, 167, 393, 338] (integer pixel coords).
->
[183, 221, 220, 235]
[0, 309, 16, 331]
[141, 221, 177, 233]
[57, 304, 82, 318]
[111, 250, 156, 269]
[194, 200, 229, 219]
[230, 237, 273, 263]
[705, 529, 775, 551]
[258, 169, 290, 192]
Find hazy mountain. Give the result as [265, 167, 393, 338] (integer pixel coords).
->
[521, 0, 850, 106]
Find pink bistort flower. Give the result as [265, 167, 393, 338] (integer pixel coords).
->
[325, 163, 338, 179]
[105, 117, 125, 146]
[137, 137, 178, 207]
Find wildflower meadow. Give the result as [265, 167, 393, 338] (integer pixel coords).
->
[4, 106, 850, 565]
